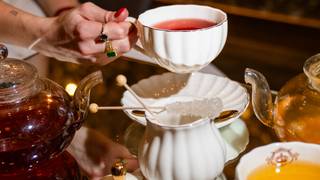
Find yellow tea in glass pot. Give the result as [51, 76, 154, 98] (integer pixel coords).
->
[245, 54, 320, 143]
[248, 161, 320, 180]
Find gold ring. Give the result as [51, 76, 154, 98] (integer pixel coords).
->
[105, 40, 117, 57]
[111, 159, 127, 180]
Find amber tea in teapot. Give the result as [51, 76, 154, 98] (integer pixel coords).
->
[274, 73, 320, 143]
[245, 54, 320, 144]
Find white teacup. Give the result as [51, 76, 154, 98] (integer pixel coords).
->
[134, 4, 228, 73]
[236, 142, 320, 180]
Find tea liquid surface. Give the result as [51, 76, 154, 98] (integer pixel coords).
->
[152, 18, 216, 30]
[247, 161, 320, 180]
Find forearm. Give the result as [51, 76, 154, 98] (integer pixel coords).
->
[36, 0, 79, 16]
[0, 1, 51, 47]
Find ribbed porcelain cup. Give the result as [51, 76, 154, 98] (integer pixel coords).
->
[235, 142, 320, 180]
[136, 4, 228, 73]
[138, 109, 229, 180]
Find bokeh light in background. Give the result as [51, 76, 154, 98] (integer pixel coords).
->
[65, 83, 77, 96]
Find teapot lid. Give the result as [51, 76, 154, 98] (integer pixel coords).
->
[304, 53, 320, 92]
[0, 44, 38, 103]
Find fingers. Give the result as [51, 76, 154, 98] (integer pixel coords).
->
[112, 7, 129, 22]
[77, 2, 112, 22]
[73, 3, 129, 41]
[125, 157, 139, 172]
[103, 21, 131, 40]
[73, 14, 136, 58]
[66, 3, 135, 64]
[86, 140, 138, 179]
[77, 2, 128, 23]
[113, 144, 139, 172]
[75, 21, 133, 41]
[77, 32, 138, 56]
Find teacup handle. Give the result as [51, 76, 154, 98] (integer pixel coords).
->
[133, 43, 148, 57]
[126, 17, 150, 58]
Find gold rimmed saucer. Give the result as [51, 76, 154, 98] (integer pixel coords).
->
[121, 72, 249, 128]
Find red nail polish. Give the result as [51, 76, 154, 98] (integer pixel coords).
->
[114, 7, 126, 18]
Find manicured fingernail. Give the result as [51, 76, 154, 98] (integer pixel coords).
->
[130, 154, 137, 158]
[114, 7, 126, 18]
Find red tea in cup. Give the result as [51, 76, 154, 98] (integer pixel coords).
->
[136, 4, 228, 73]
[152, 18, 216, 30]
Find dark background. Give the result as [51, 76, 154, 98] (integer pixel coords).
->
[79, 0, 152, 17]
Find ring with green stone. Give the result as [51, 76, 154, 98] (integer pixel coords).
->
[105, 40, 117, 58]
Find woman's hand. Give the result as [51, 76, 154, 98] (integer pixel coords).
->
[67, 127, 139, 179]
[33, 2, 138, 65]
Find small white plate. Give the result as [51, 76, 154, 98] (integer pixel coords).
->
[102, 171, 226, 180]
[216, 173, 227, 180]
[101, 171, 142, 180]
[220, 118, 249, 162]
[121, 72, 249, 128]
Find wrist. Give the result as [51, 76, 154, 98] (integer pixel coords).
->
[36, 0, 79, 17]
[22, 15, 56, 47]
[17, 14, 42, 47]
[25, 16, 46, 39]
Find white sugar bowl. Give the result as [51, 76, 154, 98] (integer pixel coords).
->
[138, 109, 228, 180]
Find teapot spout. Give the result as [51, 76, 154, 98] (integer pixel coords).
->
[244, 68, 274, 127]
[73, 71, 103, 129]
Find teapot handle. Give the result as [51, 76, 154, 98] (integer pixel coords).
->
[0, 44, 8, 60]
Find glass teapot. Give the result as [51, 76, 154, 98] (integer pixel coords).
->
[0, 44, 103, 175]
[245, 54, 320, 144]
